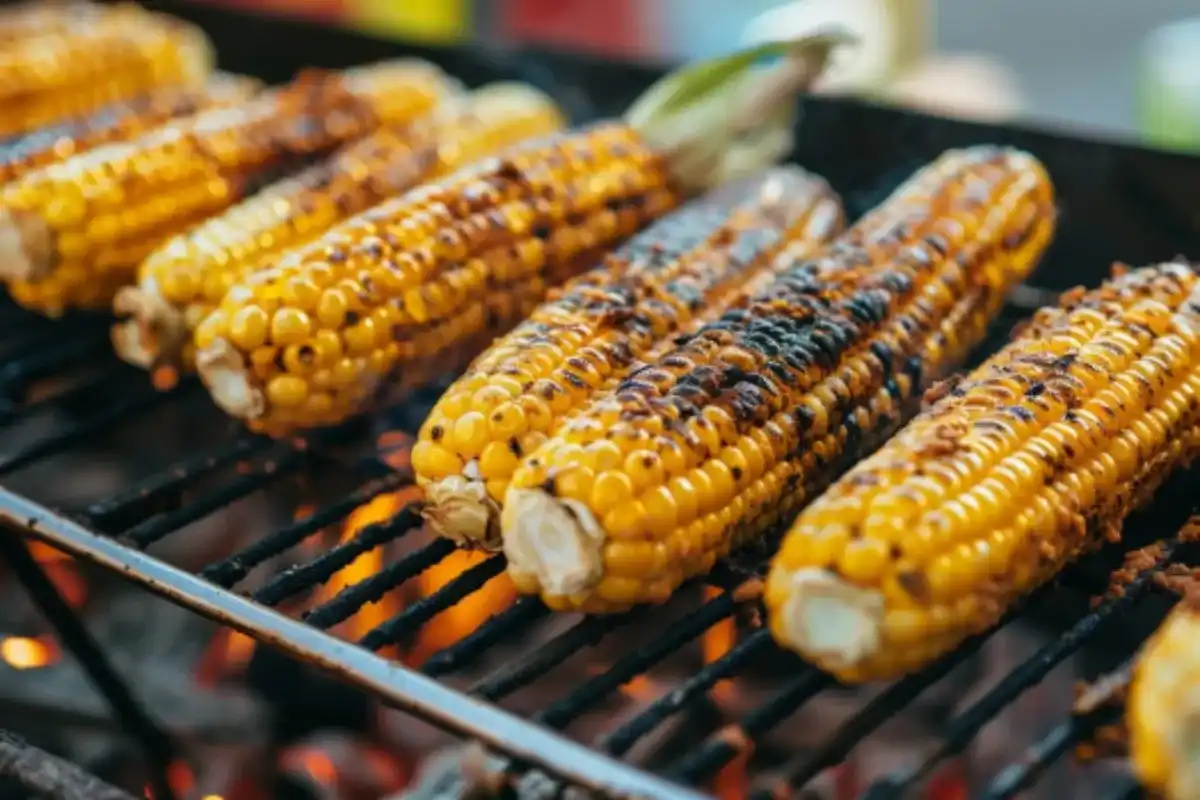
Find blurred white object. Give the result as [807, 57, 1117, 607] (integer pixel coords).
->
[741, 0, 925, 93]
[885, 55, 1024, 122]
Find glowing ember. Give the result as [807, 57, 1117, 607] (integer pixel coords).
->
[28, 541, 87, 607]
[377, 430, 415, 472]
[195, 628, 257, 685]
[0, 635, 58, 669]
[409, 550, 515, 665]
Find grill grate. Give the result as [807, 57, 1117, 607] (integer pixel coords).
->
[5, 9, 1200, 791]
[0, 290, 1191, 799]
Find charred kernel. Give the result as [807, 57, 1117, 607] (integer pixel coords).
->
[768, 262, 1200, 684]
[414, 167, 843, 545]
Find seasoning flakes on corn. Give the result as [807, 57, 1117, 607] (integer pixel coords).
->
[414, 166, 845, 548]
[0, 73, 260, 185]
[0, 59, 457, 316]
[192, 35, 843, 438]
[111, 82, 564, 377]
[501, 146, 1057, 614]
[766, 263, 1200, 683]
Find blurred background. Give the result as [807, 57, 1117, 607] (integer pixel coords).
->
[183, 0, 1200, 151]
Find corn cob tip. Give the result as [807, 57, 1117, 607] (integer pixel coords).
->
[423, 476, 502, 550]
[767, 568, 884, 672]
[625, 30, 851, 192]
[502, 487, 605, 597]
[112, 284, 185, 370]
[197, 338, 265, 419]
[0, 211, 53, 284]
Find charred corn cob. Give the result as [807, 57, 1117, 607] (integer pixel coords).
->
[1, 74, 260, 185]
[0, 59, 458, 316]
[500, 146, 1057, 613]
[1130, 590, 1200, 800]
[0, 4, 214, 138]
[414, 167, 844, 548]
[192, 35, 846, 439]
[765, 263, 1200, 683]
[112, 82, 565, 377]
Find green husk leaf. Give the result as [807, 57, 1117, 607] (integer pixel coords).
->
[624, 30, 856, 193]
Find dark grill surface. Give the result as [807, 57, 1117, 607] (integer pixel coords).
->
[0, 288, 1194, 800]
[7, 7, 1200, 798]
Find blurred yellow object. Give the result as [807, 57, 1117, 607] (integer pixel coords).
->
[349, 0, 468, 44]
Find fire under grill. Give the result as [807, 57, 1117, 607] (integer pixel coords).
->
[0, 280, 1194, 800]
[5, 7, 1200, 798]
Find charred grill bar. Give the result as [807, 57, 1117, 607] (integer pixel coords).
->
[3, 4, 1200, 798]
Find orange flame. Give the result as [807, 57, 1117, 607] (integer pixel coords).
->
[702, 586, 737, 702]
[195, 628, 257, 685]
[317, 489, 418, 648]
[28, 541, 87, 608]
[703, 586, 745, 799]
[0, 635, 59, 669]
[409, 549, 516, 665]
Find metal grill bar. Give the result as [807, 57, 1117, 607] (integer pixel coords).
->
[598, 629, 776, 757]
[201, 471, 411, 588]
[85, 434, 273, 529]
[0, 386, 189, 478]
[0, 534, 177, 800]
[472, 615, 631, 702]
[0, 367, 127, 427]
[0, 487, 707, 800]
[666, 670, 832, 785]
[863, 540, 1183, 800]
[121, 443, 313, 549]
[536, 591, 742, 731]
[750, 620, 1000, 799]
[252, 506, 426, 607]
[420, 598, 549, 678]
[357, 555, 508, 647]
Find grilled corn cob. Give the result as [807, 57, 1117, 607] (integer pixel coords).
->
[500, 146, 1057, 613]
[414, 167, 844, 548]
[0, 4, 214, 138]
[765, 263, 1200, 683]
[1, 74, 260, 185]
[193, 35, 846, 438]
[1130, 591, 1200, 800]
[112, 82, 565, 377]
[0, 59, 458, 316]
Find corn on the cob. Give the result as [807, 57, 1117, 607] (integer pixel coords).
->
[111, 82, 565, 377]
[500, 146, 1057, 613]
[0, 74, 260, 185]
[765, 263, 1200, 683]
[414, 167, 844, 548]
[192, 35, 846, 439]
[0, 1, 101, 43]
[0, 59, 458, 316]
[1130, 590, 1200, 800]
[0, 4, 214, 138]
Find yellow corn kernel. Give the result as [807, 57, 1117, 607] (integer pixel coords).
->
[111, 82, 563, 376]
[417, 166, 844, 548]
[0, 4, 215, 138]
[0, 59, 458, 317]
[502, 146, 1058, 614]
[0, 73, 260, 185]
[193, 35, 847, 440]
[196, 124, 682, 439]
[766, 262, 1200, 683]
[1130, 587, 1200, 800]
